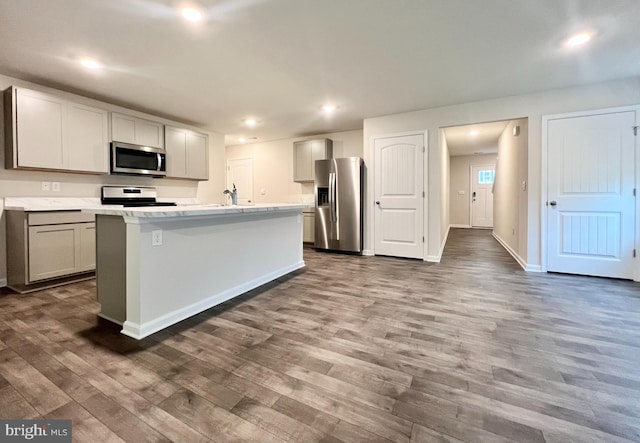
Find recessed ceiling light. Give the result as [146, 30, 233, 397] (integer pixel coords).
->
[80, 58, 101, 70]
[182, 7, 202, 22]
[238, 137, 246, 143]
[468, 130, 479, 137]
[565, 32, 592, 48]
[321, 104, 337, 114]
[245, 118, 257, 127]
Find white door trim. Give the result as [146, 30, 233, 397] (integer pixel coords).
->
[469, 163, 495, 228]
[370, 130, 429, 260]
[541, 104, 640, 281]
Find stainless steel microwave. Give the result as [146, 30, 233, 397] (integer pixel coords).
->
[110, 141, 166, 177]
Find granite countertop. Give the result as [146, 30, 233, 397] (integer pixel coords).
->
[82, 203, 307, 218]
[3, 197, 199, 211]
[3, 197, 102, 211]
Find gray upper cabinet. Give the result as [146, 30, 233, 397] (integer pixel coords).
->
[165, 125, 208, 180]
[293, 138, 333, 182]
[4, 86, 109, 173]
[66, 102, 110, 173]
[111, 112, 164, 149]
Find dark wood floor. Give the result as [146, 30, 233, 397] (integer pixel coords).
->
[1, 228, 639, 442]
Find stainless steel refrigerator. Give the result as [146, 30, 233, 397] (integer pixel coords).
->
[315, 157, 364, 253]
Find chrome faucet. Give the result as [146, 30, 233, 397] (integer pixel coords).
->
[223, 183, 238, 205]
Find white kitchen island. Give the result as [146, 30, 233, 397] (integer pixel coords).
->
[83, 203, 306, 339]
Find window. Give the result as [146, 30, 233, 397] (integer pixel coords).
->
[478, 169, 495, 184]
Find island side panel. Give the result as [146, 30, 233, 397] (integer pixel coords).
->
[122, 209, 304, 339]
[95, 215, 127, 324]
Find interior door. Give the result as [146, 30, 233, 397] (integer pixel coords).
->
[374, 134, 424, 259]
[227, 158, 253, 204]
[471, 165, 495, 228]
[547, 111, 636, 279]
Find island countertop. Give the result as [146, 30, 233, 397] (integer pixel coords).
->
[82, 203, 309, 219]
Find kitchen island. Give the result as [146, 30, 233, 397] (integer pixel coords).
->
[83, 203, 306, 339]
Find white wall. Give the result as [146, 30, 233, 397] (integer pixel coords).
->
[440, 130, 450, 249]
[363, 76, 640, 268]
[449, 153, 497, 227]
[0, 74, 226, 284]
[493, 119, 528, 266]
[225, 130, 363, 204]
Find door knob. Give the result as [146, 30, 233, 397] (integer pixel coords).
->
[375, 201, 380, 205]
[549, 201, 557, 206]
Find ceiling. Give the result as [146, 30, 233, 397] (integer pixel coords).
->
[1, 1, 638, 146]
[444, 121, 510, 157]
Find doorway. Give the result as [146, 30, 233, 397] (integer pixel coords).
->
[226, 158, 254, 204]
[443, 118, 529, 269]
[471, 164, 495, 228]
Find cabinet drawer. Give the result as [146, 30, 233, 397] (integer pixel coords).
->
[28, 211, 95, 226]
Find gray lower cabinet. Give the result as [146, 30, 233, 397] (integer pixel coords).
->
[303, 209, 315, 244]
[7, 210, 96, 292]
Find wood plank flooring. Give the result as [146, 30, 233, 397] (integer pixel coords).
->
[0, 228, 639, 442]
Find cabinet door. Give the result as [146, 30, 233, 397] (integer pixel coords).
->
[111, 113, 137, 144]
[186, 132, 208, 180]
[78, 223, 96, 272]
[165, 126, 187, 178]
[293, 141, 312, 182]
[112, 113, 164, 149]
[303, 213, 315, 243]
[310, 140, 328, 182]
[28, 224, 79, 282]
[66, 103, 109, 173]
[16, 88, 64, 169]
[136, 119, 165, 149]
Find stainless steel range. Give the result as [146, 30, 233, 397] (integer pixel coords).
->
[101, 186, 177, 207]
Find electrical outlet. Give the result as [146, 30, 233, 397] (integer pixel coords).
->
[51, 182, 60, 192]
[151, 230, 163, 246]
[41, 181, 51, 191]
[260, 188, 266, 195]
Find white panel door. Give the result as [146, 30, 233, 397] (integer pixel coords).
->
[374, 134, 424, 259]
[547, 111, 636, 279]
[227, 158, 254, 204]
[471, 165, 495, 228]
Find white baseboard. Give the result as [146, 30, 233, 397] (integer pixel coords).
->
[362, 249, 374, 256]
[0, 278, 6, 288]
[426, 225, 451, 263]
[121, 261, 305, 340]
[525, 264, 543, 273]
[492, 232, 528, 271]
[449, 224, 471, 229]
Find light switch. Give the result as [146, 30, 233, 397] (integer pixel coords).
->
[52, 182, 60, 192]
[260, 188, 266, 195]
[521, 180, 527, 191]
[458, 190, 465, 195]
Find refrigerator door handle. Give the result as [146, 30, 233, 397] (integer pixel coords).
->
[329, 172, 336, 223]
[333, 162, 339, 239]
